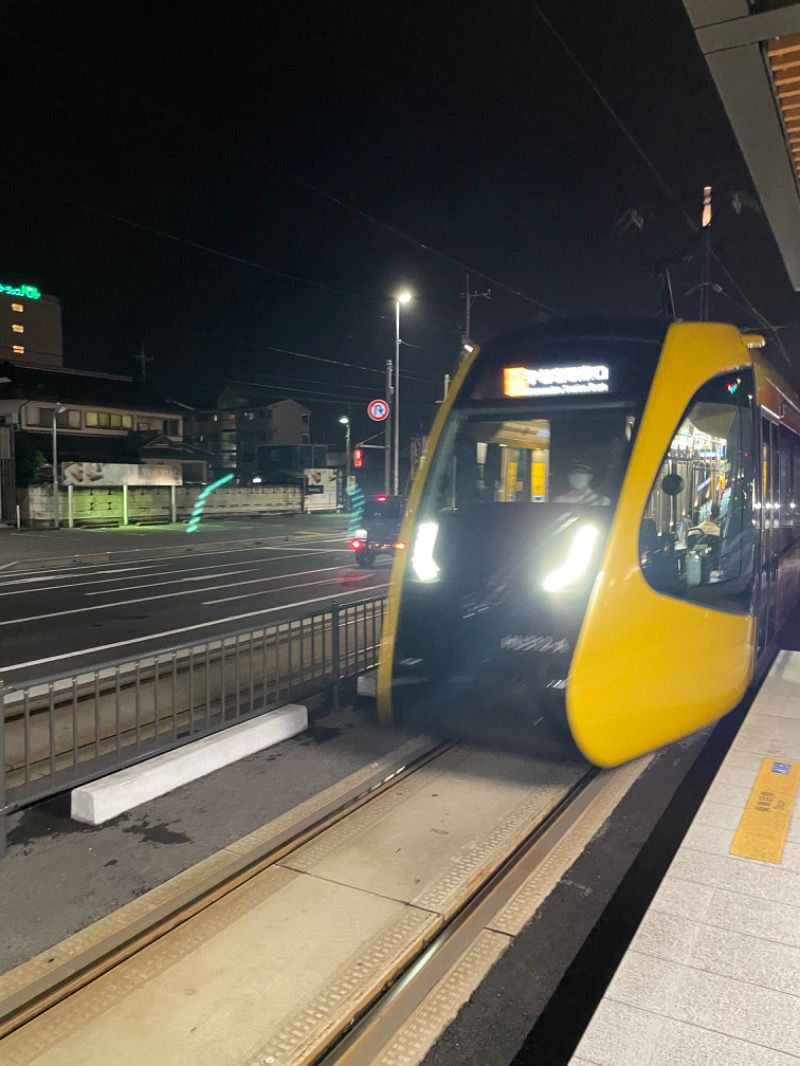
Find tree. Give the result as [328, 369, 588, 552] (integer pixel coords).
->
[15, 432, 46, 487]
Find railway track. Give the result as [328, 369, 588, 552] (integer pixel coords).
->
[0, 737, 650, 1066]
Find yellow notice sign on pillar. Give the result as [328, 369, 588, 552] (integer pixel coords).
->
[730, 758, 800, 864]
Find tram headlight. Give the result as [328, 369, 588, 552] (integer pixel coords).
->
[411, 521, 440, 582]
[543, 525, 599, 592]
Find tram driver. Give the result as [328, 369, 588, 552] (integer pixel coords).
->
[555, 462, 611, 506]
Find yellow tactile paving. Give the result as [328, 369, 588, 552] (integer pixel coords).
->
[730, 757, 800, 864]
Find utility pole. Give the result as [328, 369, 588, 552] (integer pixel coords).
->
[384, 359, 393, 496]
[461, 273, 491, 355]
[700, 185, 712, 322]
[133, 342, 154, 382]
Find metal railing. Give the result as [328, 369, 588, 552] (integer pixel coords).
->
[0, 594, 387, 856]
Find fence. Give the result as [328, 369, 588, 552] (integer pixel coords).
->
[0, 594, 387, 856]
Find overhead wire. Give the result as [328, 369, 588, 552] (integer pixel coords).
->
[235, 339, 432, 382]
[0, 173, 384, 309]
[528, 1, 790, 363]
[5, 27, 559, 317]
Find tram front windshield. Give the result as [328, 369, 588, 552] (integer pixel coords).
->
[424, 405, 636, 512]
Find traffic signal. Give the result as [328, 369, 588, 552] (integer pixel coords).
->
[353, 448, 364, 468]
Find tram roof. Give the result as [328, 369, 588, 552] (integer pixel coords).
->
[682, 1, 800, 290]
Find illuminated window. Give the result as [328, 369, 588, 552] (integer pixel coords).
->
[640, 370, 755, 612]
[11, 303, 23, 312]
[122, 415, 133, 428]
[12, 324, 24, 333]
[86, 412, 98, 427]
[12, 345, 24, 354]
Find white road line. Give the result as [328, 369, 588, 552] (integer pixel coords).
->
[82, 567, 260, 596]
[3, 567, 350, 627]
[205, 577, 387, 606]
[0, 551, 339, 599]
[84, 563, 349, 600]
[0, 586, 387, 674]
[0, 539, 346, 581]
[0, 563, 163, 589]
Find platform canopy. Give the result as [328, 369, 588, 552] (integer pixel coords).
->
[683, 1, 800, 289]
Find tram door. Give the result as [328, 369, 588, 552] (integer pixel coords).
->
[757, 415, 779, 655]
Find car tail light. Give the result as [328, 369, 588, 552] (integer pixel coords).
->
[350, 538, 363, 550]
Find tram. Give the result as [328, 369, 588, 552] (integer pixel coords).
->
[377, 318, 800, 766]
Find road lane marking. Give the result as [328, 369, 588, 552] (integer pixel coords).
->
[83, 567, 260, 595]
[205, 576, 390, 605]
[3, 567, 352, 627]
[0, 586, 388, 674]
[82, 560, 350, 598]
[0, 536, 351, 581]
[0, 552, 344, 599]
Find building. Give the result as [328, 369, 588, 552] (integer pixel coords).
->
[185, 389, 313, 480]
[0, 280, 63, 368]
[0, 360, 209, 485]
[682, 1, 800, 291]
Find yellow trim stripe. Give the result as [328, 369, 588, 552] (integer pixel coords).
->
[376, 344, 483, 723]
[730, 757, 800, 864]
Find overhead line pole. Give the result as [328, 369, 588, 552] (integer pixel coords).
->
[385, 359, 392, 496]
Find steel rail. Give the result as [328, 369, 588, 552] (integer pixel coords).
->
[0, 737, 450, 1039]
[322, 767, 622, 1066]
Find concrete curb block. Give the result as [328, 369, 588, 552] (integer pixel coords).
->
[356, 669, 377, 698]
[70, 703, 308, 825]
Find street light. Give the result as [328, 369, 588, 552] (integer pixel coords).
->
[339, 416, 350, 487]
[51, 405, 66, 529]
[394, 291, 412, 496]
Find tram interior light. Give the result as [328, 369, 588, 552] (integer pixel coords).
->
[412, 521, 440, 582]
[543, 525, 599, 592]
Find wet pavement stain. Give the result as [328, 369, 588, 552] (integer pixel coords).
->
[299, 722, 343, 745]
[7, 798, 101, 846]
[121, 819, 191, 846]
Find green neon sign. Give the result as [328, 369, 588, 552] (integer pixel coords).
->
[186, 473, 235, 532]
[0, 282, 41, 300]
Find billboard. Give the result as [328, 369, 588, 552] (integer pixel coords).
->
[61, 462, 182, 487]
[303, 468, 339, 511]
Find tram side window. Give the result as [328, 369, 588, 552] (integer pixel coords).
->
[639, 370, 755, 612]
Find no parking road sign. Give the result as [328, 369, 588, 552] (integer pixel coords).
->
[367, 399, 390, 421]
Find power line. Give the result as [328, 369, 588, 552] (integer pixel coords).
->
[528, 1, 788, 359]
[0, 172, 384, 308]
[6, 27, 559, 317]
[217, 377, 439, 410]
[235, 339, 432, 382]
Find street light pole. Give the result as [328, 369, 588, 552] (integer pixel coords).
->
[339, 416, 350, 486]
[51, 406, 66, 529]
[393, 292, 411, 496]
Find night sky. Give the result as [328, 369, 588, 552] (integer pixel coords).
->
[2, 0, 797, 447]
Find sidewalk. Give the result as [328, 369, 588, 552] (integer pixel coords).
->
[0, 515, 350, 573]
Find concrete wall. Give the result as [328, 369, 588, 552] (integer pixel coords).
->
[21, 483, 303, 526]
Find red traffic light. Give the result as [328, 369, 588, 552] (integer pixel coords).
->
[353, 448, 364, 468]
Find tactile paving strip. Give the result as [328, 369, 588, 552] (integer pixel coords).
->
[242, 907, 440, 1066]
[412, 761, 584, 915]
[283, 748, 471, 873]
[490, 756, 651, 936]
[1, 868, 295, 1066]
[0, 737, 432, 1010]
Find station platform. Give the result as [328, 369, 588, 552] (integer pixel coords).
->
[571, 650, 800, 1066]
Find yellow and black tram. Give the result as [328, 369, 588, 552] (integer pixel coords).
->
[377, 318, 800, 766]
